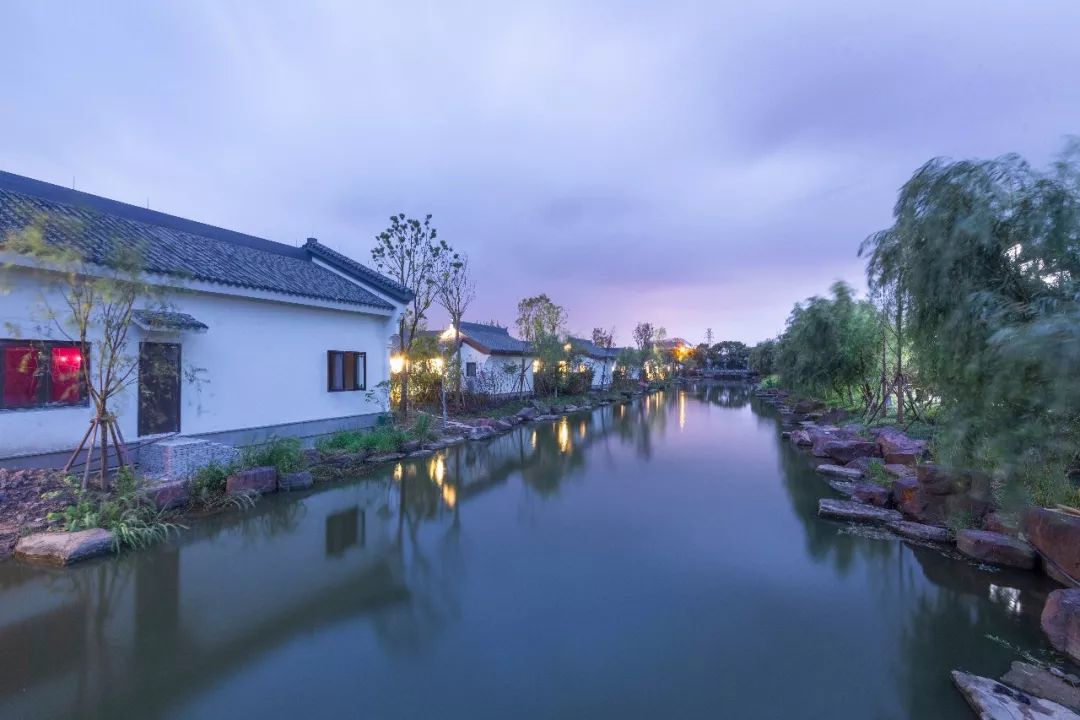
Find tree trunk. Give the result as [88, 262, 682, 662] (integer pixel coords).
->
[895, 289, 905, 425]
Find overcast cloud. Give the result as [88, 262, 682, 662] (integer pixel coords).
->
[2, 1, 1078, 343]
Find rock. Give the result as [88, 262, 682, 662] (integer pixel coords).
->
[535, 414, 560, 422]
[789, 429, 812, 447]
[780, 431, 791, 440]
[874, 427, 928, 466]
[845, 457, 879, 473]
[818, 499, 902, 525]
[821, 439, 879, 465]
[278, 471, 314, 492]
[400, 440, 422, 452]
[494, 419, 514, 432]
[893, 465, 995, 526]
[917, 463, 990, 497]
[226, 466, 278, 495]
[1025, 508, 1080, 585]
[951, 670, 1080, 720]
[1002, 662, 1080, 713]
[368, 452, 407, 463]
[1043, 590, 1080, 664]
[819, 408, 851, 425]
[827, 479, 857, 497]
[793, 399, 826, 415]
[886, 520, 954, 543]
[516, 406, 538, 420]
[956, 529, 1037, 570]
[564, 404, 579, 412]
[815, 464, 864, 480]
[147, 478, 189, 511]
[15, 529, 115, 565]
[407, 449, 434, 459]
[885, 463, 915, 478]
[984, 511, 1020, 536]
[530, 400, 551, 414]
[852, 483, 890, 507]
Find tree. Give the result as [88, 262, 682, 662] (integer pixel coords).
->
[748, 339, 779, 376]
[632, 322, 655, 351]
[436, 252, 475, 409]
[371, 214, 453, 417]
[591, 326, 615, 387]
[516, 294, 567, 397]
[861, 141, 1080, 505]
[2, 223, 174, 488]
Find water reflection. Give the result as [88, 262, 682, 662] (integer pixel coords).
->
[0, 384, 1060, 719]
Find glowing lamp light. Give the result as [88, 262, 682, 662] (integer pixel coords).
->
[389, 354, 406, 374]
[532, 359, 541, 372]
[432, 357, 445, 372]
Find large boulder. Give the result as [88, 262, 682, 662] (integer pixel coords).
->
[789, 429, 812, 447]
[874, 427, 928, 466]
[893, 464, 995, 526]
[226, 466, 278, 495]
[891, 476, 922, 516]
[821, 439, 879, 465]
[516, 406, 538, 421]
[815, 464, 863, 480]
[1043, 589, 1080, 664]
[146, 478, 189, 511]
[15, 529, 115, 566]
[951, 670, 1079, 720]
[818, 499, 902, 524]
[886, 520, 954, 544]
[956, 529, 1037, 570]
[1025, 508, 1080, 585]
[852, 483, 890, 507]
[793, 399, 826, 415]
[1001, 661, 1080, 713]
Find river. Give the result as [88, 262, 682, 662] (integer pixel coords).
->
[0, 383, 1058, 719]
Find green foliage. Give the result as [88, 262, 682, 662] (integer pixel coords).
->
[317, 425, 410, 454]
[242, 437, 303, 474]
[49, 469, 184, 550]
[758, 374, 781, 390]
[865, 459, 891, 487]
[862, 140, 1080, 505]
[409, 413, 437, 442]
[189, 462, 257, 511]
[776, 282, 881, 404]
[749, 339, 779, 375]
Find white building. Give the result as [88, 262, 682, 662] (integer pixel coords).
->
[0, 171, 411, 468]
[438, 321, 534, 395]
[568, 337, 619, 389]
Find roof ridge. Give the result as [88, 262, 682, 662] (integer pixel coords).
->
[304, 238, 414, 303]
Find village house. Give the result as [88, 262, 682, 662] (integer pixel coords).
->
[0, 171, 410, 469]
[435, 321, 534, 395]
[568, 337, 618, 389]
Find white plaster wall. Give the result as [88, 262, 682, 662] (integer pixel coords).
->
[0, 267, 397, 458]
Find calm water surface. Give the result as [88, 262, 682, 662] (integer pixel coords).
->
[0, 384, 1059, 719]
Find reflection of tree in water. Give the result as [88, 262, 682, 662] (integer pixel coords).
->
[691, 381, 754, 408]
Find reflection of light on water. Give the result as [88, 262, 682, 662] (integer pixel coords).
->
[679, 391, 686, 430]
[393, 463, 403, 482]
[616, 404, 624, 418]
[429, 455, 446, 485]
[558, 418, 570, 453]
[989, 584, 1022, 615]
[441, 483, 457, 508]
[578, 420, 586, 439]
[531, 430, 537, 450]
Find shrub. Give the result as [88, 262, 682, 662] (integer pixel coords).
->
[409, 414, 437, 443]
[316, 426, 409, 454]
[49, 468, 184, 550]
[242, 437, 303, 474]
[189, 462, 257, 511]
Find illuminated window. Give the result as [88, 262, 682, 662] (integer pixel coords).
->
[1, 340, 87, 410]
[327, 351, 366, 392]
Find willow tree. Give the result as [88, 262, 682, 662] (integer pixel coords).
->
[371, 214, 453, 417]
[862, 141, 1080, 505]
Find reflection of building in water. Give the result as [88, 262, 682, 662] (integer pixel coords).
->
[326, 506, 364, 556]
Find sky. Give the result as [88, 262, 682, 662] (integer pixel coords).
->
[2, 1, 1078, 345]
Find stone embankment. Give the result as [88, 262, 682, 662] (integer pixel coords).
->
[756, 384, 1080, 715]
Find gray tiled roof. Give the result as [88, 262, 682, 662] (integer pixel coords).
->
[304, 239, 414, 303]
[132, 309, 209, 332]
[458, 321, 531, 355]
[569, 336, 619, 359]
[0, 171, 397, 311]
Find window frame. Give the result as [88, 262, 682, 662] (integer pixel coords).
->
[465, 361, 477, 378]
[0, 339, 90, 411]
[326, 350, 367, 392]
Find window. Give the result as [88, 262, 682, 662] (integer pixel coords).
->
[0, 340, 87, 410]
[327, 351, 366, 392]
[465, 361, 477, 378]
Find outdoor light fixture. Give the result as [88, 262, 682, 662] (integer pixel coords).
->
[389, 354, 406, 374]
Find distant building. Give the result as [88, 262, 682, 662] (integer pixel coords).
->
[436, 321, 534, 395]
[567, 337, 619, 388]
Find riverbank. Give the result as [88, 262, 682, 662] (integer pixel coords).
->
[757, 384, 1080, 713]
[2, 382, 676, 564]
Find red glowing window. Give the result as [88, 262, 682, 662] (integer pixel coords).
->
[3, 346, 40, 407]
[50, 346, 84, 403]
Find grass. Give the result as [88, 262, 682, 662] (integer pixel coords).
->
[865, 459, 892, 488]
[189, 462, 258, 511]
[316, 425, 410, 454]
[242, 437, 303, 474]
[49, 468, 185, 551]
